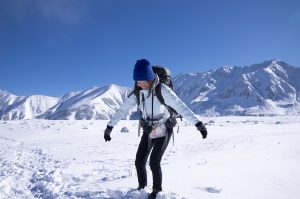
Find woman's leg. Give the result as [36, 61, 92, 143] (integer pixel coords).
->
[135, 132, 152, 188]
[149, 130, 172, 191]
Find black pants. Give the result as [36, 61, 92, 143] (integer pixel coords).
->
[135, 129, 172, 191]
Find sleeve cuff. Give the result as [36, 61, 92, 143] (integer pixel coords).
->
[107, 125, 113, 130]
[195, 121, 203, 127]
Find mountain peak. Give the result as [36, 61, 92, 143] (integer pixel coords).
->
[258, 59, 291, 68]
[107, 84, 129, 90]
[1, 60, 299, 119]
[174, 60, 300, 116]
[0, 90, 14, 97]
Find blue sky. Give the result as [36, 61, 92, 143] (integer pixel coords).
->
[0, 0, 299, 96]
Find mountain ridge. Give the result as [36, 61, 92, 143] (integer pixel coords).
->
[173, 59, 300, 116]
[1, 59, 300, 120]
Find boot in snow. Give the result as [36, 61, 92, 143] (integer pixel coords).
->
[137, 185, 146, 190]
[147, 189, 160, 199]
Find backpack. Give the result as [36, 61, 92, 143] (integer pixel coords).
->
[152, 66, 179, 117]
[129, 65, 179, 118]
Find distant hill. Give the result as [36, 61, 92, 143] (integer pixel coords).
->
[1, 59, 299, 120]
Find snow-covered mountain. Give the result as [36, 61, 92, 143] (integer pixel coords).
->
[1, 59, 299, 120]
[0, 85, 133, 120]
[38, 84, 132, 120]
[173, 59, 300, 116]
[0, 90, 59, 120]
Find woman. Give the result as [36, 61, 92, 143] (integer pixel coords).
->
[104, 59, 207, 199]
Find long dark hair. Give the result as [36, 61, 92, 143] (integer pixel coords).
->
[134, 79, 155, 98]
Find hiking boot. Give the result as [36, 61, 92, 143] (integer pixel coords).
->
[137, 185, 145, 190]
[147, 189, 160, 199]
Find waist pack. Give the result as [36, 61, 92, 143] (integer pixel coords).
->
[141, 117, 176, 139]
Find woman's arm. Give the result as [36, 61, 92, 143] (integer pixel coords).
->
[160, 84, 200, 125]
[107, 91, 138, 127]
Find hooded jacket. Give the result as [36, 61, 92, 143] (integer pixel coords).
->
[107, 76, 201, 128]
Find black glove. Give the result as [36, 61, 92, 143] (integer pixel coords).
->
[104, 125, 113, 142]
[165, 117, 177, 129]
[195, 121, 207, 139]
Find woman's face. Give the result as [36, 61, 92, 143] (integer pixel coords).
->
[137, 81, 150, 90]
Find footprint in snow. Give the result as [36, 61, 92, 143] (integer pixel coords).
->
[0, 137, 63, 198]
[195, 186, 222, 193]
[64, 190, 107, 198]
[196, 159, 207, 165]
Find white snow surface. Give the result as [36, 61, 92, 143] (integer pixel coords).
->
[0, 116, 300, 199]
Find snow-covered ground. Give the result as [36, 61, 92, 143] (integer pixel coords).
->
[0, 116, 300, 199]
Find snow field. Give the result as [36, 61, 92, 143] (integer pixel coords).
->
[0, 116, 299, 199]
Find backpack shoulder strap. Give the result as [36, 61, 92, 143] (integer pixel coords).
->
[155, 83, 179, 116]
[155, 83, 165, 105]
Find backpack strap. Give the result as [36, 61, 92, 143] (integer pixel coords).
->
[154, 83, 164, 105]
[154, 83, 179, 116]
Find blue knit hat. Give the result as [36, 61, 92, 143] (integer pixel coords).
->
[133, 59, 155, 81]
